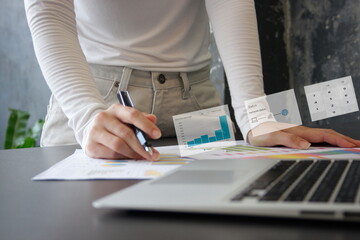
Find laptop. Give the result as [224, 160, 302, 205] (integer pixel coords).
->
[93, 158, 360, 221]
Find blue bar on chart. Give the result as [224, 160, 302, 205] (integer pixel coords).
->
[186, 115, 231, 147]
[209, 136, 217, 142]
[215, 130, 223, 141]
[201, 135, 209, 143]
[219, 115, 230, 139]
[194, 138, 202, 145]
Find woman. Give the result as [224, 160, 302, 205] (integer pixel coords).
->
[24, 0, 360, 160]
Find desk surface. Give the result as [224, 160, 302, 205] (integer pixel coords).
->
[1, 139, 360, 240]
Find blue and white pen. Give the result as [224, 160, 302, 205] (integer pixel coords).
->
[117, 90, 153, 155]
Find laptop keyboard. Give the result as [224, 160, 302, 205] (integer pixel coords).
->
[232, 160, 360, 204]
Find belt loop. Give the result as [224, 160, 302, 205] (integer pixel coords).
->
[180, 72, 190, 99]
[150, 71, 158, 114]
[118, 67, 133, 92]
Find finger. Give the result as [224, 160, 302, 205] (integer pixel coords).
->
[273, 131, 311, 149]
[86, 124, 145, 159]
[98, 130, 146, 159]
[319, 131, 357, 148]
[250, 130, 311, 149]
[144, 113, 157, 124]
[284, 127, 358, 148]
[86, 143, 141, 160]
[149, 147, 161, 161]
[111, 105, 161, 140]
[102, 119, 157, 161]
[85, 142, 123, 159]
[85, 137, 140, 160]
[320, 129, 360, 147]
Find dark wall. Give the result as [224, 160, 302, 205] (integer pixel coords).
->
[227, 0, 360, 139]
[288, 0, 360, 137]
[255, 0, 290, 95]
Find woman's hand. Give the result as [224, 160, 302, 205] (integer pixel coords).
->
[84, 104, 161, 160]
[248, 123, 360, 149]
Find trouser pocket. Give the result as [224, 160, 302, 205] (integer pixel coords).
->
[40, 94, 78, 146]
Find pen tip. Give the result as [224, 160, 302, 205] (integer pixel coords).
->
[145, 146, 153, 156]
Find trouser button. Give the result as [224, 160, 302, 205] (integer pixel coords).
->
[158, 74, 166, 84]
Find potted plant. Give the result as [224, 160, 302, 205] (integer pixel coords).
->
[4, 108, 44, 149]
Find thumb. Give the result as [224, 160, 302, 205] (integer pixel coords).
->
[274, 131, 311, 150]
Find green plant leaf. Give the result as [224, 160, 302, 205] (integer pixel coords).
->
[4, 109, 30, 149]
[28, 119, 45, 140]
[16, 137, 35, 148]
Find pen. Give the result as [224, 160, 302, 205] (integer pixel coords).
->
[117, 90, 153, 155]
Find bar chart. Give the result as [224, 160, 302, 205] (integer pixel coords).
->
[173, 105, 236, 156]
[186, 115, 231, 147]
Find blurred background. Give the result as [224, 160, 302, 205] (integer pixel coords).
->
[1, 0, 359, 149]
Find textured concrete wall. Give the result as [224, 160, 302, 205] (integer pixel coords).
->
[287, 0, 360, 136]
[0, 0, 51, 148]
[255, 0, 290, 94]
[227, 0, 360, 139]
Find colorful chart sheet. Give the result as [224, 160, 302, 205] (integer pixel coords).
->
[190, 141, 360, 160]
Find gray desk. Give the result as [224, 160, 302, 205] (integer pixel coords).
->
[1, 139, 360, 240]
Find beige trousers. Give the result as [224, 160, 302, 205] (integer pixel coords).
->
[41, 64, 222, 146]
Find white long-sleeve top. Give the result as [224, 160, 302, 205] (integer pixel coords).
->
[24, 0, 265, 147]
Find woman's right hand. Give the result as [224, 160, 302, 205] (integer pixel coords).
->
[84, 104, 161, 160]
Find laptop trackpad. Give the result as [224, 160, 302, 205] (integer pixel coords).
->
[152, 170, 235, 185]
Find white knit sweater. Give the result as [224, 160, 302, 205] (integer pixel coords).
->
[24, 0, 265, 146]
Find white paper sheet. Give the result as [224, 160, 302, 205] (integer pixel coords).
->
[33, 149, 193, 180]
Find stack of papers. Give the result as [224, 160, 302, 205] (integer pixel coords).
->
[33, 141, 360, 181]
